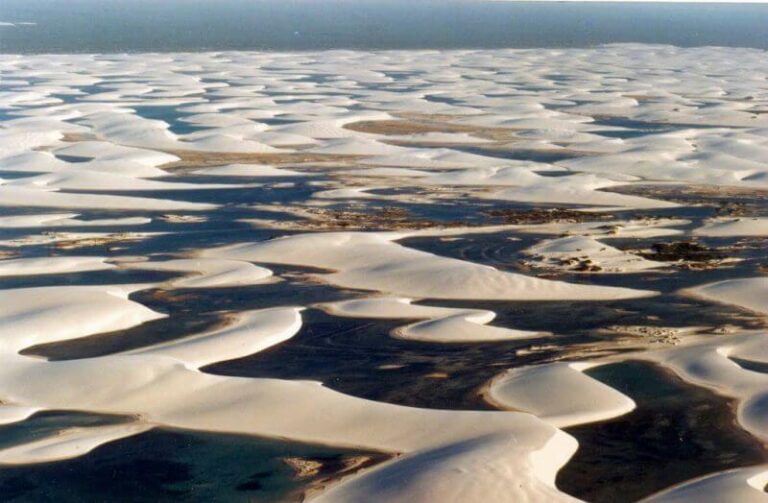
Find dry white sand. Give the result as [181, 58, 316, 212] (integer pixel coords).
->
[1, 45, 767, 499]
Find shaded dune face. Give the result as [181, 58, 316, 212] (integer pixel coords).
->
[0, 46, 767, 501]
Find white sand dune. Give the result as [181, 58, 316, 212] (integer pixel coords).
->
[511, 218, 688, 239]
[206, 232, 656, 301]
[525, 235, 666, 273]
[4, 170, 244, 192]
[641, 466, 768, 503]
[53, 141, 179, 167]
[686, 277, 768, 316]
[125, 258, 273, 288]
[313, 187, 377, 199]
[0, 256, 115, 277]
[486, 362, 636, 427]
[320, 297, 545, 342]
[0, 350, 569, 468]
[0, 281, 575, 503]
[191, 163, 303, 177]
[0, 213, 151, 228]
[0, 405, 39, 426]
[310, 431, 580, 503]
[639, 332, 768, 441]
[129, 307, 303, 368]
[0, 151, 170, 178]
[396, 312, 543, 342]
[693, 218, 768, 237]
[2, 46, 768, 499]
[0, 285, 166, 352]
[0, 186, 216, 211]
[484, 173, 679, 210]
[0, 424, 152, 466]
[361, 149, 517, 169]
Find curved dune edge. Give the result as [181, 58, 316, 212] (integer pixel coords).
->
[0, 256, 116, 277]
[485, 362, 636, 428]
[638, 332, 768, 442]
[0, 404, 39, 426]
[0, 186, 216, 211]
[0, 285, 167, 353]
[0, 213, 151, 228]
[127, 307, 303, 369]
[309, 431, 581, 503]
[693, 218, 768, 238]
[205, 231, 657, 301]
[319, 297, 547, 342]
[0, 284, 582, 502]
[0, 424, 153, 466]
[639, 465, 768, 503]
[683, 277, 768, 316]
[123, 258, 274, 288]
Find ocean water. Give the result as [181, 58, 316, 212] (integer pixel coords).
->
[1, 0, 767, 54]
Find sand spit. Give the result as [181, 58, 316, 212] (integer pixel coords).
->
[0, 285, 166, 352]
[0, 423, 152, 465]
[124, 258, 274, 288]
[640, 465, 768, 503]
[0, 186, 216, 211]
[0, 256, 115, 277]
[486, 362, 636, 427]
[190, 163, 304, 177]
[694, 218, 768, 237]
[128, 307, 303, 368]
[0, 213, 151, 228]
[310, 431, 580, 503]
[320, 297, 546, 342]
[206, 232, 655, 301]
[686, 277, 768, 316]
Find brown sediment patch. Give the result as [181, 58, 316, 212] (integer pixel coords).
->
[597, 325, 695, 346]
[609, 184, 768, 216]
[298, 454, 390, 502]
[246, 205, 479, 232]
[482, 207, 613, 225]
[160, 150, 365, 170]
[637, 241, 732, 270]
[345, 119, 475, 136]
[0, 232, 158, 250]
[60, 132, 98, 143]
[158, 214, 208, 224]
[51, 232, 154, 251]
[55, 133, 360, 170]
[282, 457, 324, 478]
[640, 241, 725, 261]
[344, 114, 520, 142]
[245, 201, 621, 233]
[145, 289, 202, 304]
[623, 94, 661, 102]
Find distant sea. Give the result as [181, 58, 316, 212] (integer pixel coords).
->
[1, 0, 767, 53]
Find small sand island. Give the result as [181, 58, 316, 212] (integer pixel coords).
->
[1, 38, 768, 502]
